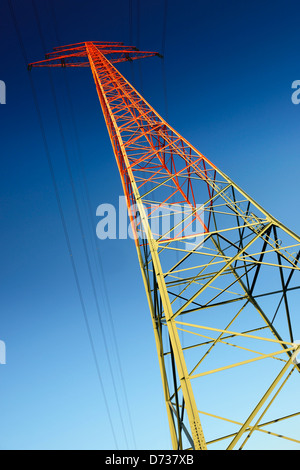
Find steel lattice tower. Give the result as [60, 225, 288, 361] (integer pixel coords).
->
[29, 42, 300, 450]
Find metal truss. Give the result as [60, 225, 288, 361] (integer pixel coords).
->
[29, 42, 300, 450]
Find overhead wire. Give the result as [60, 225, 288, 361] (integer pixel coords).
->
[6, 0, 119, 450]
[161, 0, 169, 121]
[47, 0, 137, 449]
[8, 0, 135, 448]
[136, 0, 144, 95]
[31, 0, 131, 449]
[128, 0, 144, 95]
[160, 0, 184, 439]
[128, 0, 136, 87]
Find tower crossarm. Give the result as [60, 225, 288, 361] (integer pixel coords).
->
[28, 41, 161, 69]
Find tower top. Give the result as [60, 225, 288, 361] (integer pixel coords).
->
[28, 41, 161, 70]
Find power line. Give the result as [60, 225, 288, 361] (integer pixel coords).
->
[47, 0, 137, 449]
[136, 0, 144, 95]
[161, 0, 169, 120]
[31, 0, 130, 449]
[7, 0, 119, 449]
[161, 0, 168, 56]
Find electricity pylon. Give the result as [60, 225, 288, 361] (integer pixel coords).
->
[29, 42, 300, 450]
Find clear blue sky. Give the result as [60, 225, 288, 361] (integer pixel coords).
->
[0, 0, 300, 450]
